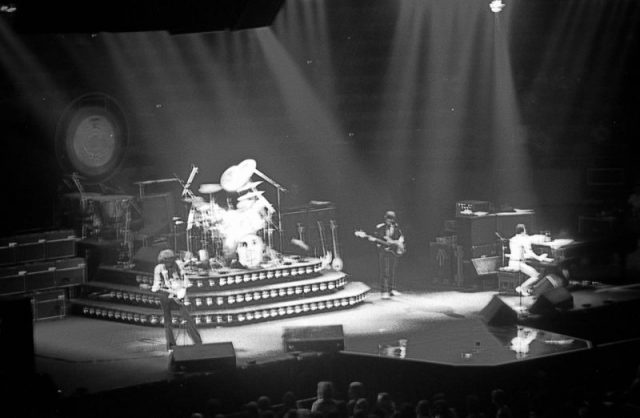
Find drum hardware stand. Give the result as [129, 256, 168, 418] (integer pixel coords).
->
[252, 168, 287, 254]
[171, 217, 184, 253]
[70, 172, 90, 239]
[117, 200, 134, 268]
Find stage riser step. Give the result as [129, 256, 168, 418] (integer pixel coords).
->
[82, 276, 347, 309]
[72, 290, 369, 327]
[71, 282, 370, 327]
[97, 260, 325, 291]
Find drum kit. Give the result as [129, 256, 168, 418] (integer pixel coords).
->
[181, 159, 283, 270]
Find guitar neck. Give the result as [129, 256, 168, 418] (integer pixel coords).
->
[330, 221, 341, 258]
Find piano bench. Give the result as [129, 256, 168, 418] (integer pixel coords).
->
[497, 269, 525, 295]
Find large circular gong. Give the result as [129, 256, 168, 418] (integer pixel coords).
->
[55, 93, 128, 183]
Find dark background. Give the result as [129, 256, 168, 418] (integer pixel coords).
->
[1, 0, 639, 282]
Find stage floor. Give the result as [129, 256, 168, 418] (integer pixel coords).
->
[33, 288, 597, 396]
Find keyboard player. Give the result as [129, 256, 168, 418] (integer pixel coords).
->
[508, 224, 553, 296]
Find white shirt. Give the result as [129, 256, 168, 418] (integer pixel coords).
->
[509, 233, 535, 262]
[152, 261, 185, 292]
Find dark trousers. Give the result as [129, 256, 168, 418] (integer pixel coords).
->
[159, 293, 202, 349]
[378, 251, 399, 293]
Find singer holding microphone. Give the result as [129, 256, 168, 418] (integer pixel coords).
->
[508, 224, 548, 296]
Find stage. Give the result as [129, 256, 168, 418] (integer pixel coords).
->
[32, 286, 607, 397]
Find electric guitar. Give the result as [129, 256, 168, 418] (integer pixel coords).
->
[140, 277, 190, 301]
[329, 220, 344, 271]
[354, 230, 406, 256]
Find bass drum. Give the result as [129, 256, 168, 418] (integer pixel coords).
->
[236, 234, 264, 269]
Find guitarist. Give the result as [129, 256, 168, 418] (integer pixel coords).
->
[152, 249, 202, 350]
[374, 211, 405, 299]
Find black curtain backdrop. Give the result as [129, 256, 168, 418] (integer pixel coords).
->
[1, 0, 639, 280]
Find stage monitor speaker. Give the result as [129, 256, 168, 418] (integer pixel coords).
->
[529, 287, 574, 315]
[479, 295, 517, 326]
[471, 256, 501, 276]
[531, 274, 564, 297]
[170, 342, 236, 373]
[283, 325, 344, 353]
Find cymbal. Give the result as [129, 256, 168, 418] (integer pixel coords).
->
[199, 183, 222, 194]
[236, 181, 263, 192]
[238, 190, 265, 201]
[236, 199, 255, 210]
[220, 159, 256, 192]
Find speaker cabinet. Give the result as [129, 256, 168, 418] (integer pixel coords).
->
[529, 287, 574, 314]
[283, 325, 344, 353]
[429, 242, 456, 285]
[170, 342, 236, 373]
[456, 215, 497, 249]
[479, 295, 517, 325]
[496, 212, 536, 240]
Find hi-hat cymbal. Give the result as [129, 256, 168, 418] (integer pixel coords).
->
[199, 183, 223, 194]
[236, 181, 263, 192]
[238, 190, 265, 201]
[220, 159, 256, 192]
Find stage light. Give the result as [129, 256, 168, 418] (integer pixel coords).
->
[0, 4, 17, 13]
[490, 0, 505, 13]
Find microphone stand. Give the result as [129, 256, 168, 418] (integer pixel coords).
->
[253, 168, 287, 253]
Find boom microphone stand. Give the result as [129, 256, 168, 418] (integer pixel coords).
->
[252, 168, 287, 253]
